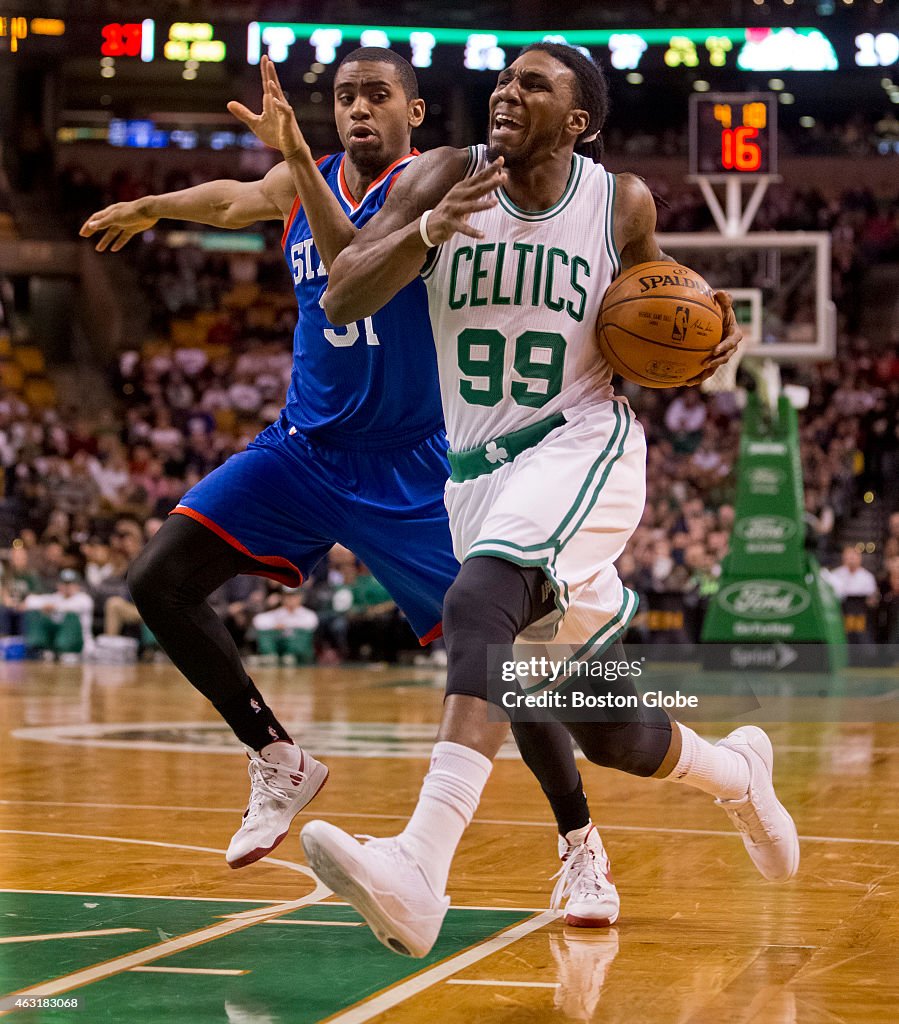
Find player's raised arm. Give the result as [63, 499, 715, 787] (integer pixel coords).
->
[230, 55, 355, 270]
[79, 56, 311, 252]
[78, 164, 294, 253]
[323, 150, 507, 325]
[612, 171, 741, 384]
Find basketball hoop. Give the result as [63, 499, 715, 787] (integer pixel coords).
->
[704, 354, 782, 418]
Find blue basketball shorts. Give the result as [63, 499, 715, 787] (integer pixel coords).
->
[174, 417, 458, 643]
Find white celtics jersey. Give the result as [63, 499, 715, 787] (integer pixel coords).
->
[423, 144, 620, 451]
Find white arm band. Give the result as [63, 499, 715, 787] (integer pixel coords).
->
[419, 209, 437, 249]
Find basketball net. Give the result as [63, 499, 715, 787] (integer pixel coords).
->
[701, 352, 782, 417]
[700, 346, 746, 396]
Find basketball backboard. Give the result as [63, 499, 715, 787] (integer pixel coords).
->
[657, 232, 836, 363]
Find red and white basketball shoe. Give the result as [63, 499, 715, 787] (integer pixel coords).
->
[551, 823, 620, 927]
[226, 742, 329, 869]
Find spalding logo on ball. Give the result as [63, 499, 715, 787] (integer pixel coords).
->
[597, 261, 723, 388]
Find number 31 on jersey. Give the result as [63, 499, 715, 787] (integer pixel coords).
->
[325, 318, 381, 348]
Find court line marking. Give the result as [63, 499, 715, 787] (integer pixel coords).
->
[0, 830, 330, 1016]
[16, 721, 899, 758]
[0, 929, 145, 945]
[322, 910, 559, 1024]
[446, 979, 560, 989]
[259, 919, 362, 927]
[0, 830, 313, 877]
[3, 804, 897, 848]
[0, 889, 282, 905]
[0, 890, 545, 914]
[329, 902, 550, 913]
[10, 721, 527, 759]
[0, 838, 552, 1022]
[129, 967, 248, 976]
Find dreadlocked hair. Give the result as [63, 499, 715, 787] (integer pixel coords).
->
[519, 43, 609, 163]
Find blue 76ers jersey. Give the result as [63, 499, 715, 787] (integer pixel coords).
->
[281, 151, 443, 450]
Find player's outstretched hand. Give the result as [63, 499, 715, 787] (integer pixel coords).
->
[79, 202, 158, 252]
[425, 158, 508, 244]
[686, 289, 742, 386]
[228, 54, 310, 163]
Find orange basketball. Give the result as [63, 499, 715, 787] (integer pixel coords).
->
[597, 261, 723, 388]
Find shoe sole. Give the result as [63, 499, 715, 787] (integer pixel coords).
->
[723, 726, 799, 882]
[227, 764, 330, 870]
[227, 828, 292, 870]
[301, 827, 424, 958]
[564, 910, 619, 928]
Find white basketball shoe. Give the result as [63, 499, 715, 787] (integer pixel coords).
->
[551, 824, 620, 927]
[226, 742, 329, 869]
[301, 820, 450, 958]
[714, 726, 799, 882]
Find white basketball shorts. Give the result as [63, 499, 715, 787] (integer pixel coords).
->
[444, 396, 646, 659]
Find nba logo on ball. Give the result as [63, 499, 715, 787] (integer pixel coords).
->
[596, 261, 723, 388]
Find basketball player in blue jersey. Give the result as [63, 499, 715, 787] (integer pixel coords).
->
[80, 49, 618, 926]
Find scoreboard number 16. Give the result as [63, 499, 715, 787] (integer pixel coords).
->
[689, 93, 777, 178]
[721, 127, 761, 172]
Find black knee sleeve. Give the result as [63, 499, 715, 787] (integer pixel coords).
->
[128, 515, 243, 619]
[511, 717, 582, 795]
[565, 707, 672, 777]
[126, 514, 261, 704]
[544, 637, 673, 776]
[443, 556, 553, 705]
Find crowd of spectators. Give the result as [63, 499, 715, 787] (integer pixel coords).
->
[615, 333, 899, 643]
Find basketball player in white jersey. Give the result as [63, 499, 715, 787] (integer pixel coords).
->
[301, 43, 799, 958]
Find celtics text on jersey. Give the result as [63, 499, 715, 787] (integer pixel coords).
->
[423, 145, 622, 452]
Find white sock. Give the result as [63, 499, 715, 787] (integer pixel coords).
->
[399, 741, 492, 895]
[666, 724, 750, 801]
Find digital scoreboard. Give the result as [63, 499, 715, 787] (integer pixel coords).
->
[690, 93, 778, 177]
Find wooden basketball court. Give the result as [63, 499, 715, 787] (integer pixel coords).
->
[2, 660, 897, 1022]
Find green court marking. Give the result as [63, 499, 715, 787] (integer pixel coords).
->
[1, 893, 529, 1023]
[0, 893, 272, 993]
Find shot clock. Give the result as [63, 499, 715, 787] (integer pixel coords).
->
[689, 93, 778, 178]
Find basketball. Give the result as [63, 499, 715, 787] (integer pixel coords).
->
[597, 261, 723, 387]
